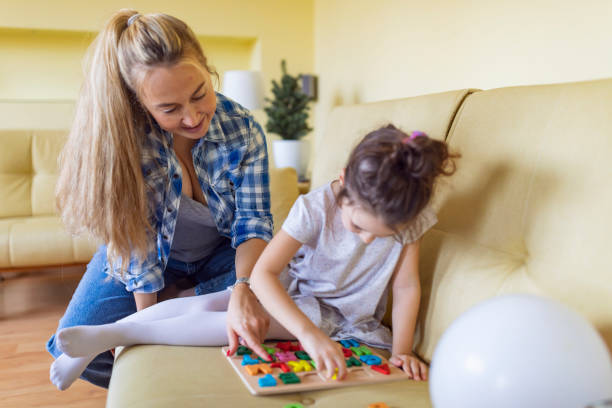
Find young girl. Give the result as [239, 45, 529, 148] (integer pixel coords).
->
[51, 125, 456, 389]
[250, 124, 456, 380]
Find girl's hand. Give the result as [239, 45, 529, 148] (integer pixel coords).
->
[390, 353, 428, 381]
[299, 329, 347, 380]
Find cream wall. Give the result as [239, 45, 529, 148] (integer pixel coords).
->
[313, 0, 612, 153]
[0, 0, 314, 131]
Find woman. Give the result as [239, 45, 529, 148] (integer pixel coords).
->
[47, 10, 272, 389]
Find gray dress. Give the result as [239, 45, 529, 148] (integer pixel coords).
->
[281, 182, 437, 350]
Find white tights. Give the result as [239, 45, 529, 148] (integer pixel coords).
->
[50, 290, 293, 390]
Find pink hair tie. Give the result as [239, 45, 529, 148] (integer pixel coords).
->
[402, 130, 427, 144]
[410, 130, 427, 139]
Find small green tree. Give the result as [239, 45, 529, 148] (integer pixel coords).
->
[264, 60, 312, 140]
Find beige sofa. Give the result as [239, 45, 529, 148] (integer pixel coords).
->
[0, 130, 98, 272]
[105, 77, 612, 407]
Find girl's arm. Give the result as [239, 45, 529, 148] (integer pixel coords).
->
[250, 230, 348, 379]
[388, 239, 428, 381]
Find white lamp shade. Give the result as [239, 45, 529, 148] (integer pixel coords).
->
[222, 70, 264, 110]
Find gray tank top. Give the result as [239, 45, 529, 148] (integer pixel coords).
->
[169, 194, 225, 263]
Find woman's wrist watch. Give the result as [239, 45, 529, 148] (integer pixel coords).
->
[227, 277, 250, 291]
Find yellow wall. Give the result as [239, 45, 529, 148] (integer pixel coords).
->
[313, 0, 612, 149]
[0, 28, 94, 101]
[7, 0, 611, 175]
[0, 0, 314, 129]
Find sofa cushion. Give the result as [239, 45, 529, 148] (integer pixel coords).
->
[108, 345, 431, 408]
[31, 131, 66, 215]
[0, 130, 68, 218]
[0, 131, 32, 218]
[417, 78, 612, 360]
[0, 216, 98, 268]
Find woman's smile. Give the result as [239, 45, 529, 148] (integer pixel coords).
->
[181, 116, 206, 134]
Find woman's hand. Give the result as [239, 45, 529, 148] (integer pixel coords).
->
[389, 352, 428, 381]
[299, 329, 347, 380]
[226, 284, 271, 360]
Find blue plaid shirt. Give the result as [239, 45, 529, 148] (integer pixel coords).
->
[106, 93, 273, 293]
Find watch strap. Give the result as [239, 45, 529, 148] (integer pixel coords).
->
[227, 277, 250, 291]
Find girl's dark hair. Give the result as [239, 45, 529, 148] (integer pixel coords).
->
[336, 124, 458, 228]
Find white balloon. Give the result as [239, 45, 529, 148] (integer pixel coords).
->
[429, 294, 612, 408]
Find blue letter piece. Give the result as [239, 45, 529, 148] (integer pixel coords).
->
[360, 355, 382, 365]
[241, 354, 260, 366]
[258, 374, 277, 387]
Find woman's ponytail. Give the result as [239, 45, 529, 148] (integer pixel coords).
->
[57, 10, 150, 272]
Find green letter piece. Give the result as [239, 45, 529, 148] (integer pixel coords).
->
[295, 350, 311, 360]
[279, 372, 301, 384]
[236, 345, 252, 355]
[262, 344, 276, 355]
[351, 345, 372, 356]
[346, 356, 362, 367]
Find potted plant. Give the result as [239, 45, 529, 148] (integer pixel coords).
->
[264, 60, 313, 180]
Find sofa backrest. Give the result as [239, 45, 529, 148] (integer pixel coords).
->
[0, 130, 67, 219]
[311, 89, 475, 189]
[418, 78, 612, 360]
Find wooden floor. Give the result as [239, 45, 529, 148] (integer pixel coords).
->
[0, 268, 107, 408]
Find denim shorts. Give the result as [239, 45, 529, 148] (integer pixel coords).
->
[46, 238, 236, 388]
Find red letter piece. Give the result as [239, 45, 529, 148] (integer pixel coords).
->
[270, 362, 290, 373]
[342, 348, 352, 357]
[276, 342, 292, 352]
[371, 364, 390, 375]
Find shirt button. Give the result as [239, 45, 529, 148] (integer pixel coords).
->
[162, 235, 168, 240]
[173, 173, 179, 179]
[167, 207, 173, 212]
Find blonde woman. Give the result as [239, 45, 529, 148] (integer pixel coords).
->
[47, 10, 273, 389]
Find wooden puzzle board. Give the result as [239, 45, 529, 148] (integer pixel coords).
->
[221, 340, 410, 396]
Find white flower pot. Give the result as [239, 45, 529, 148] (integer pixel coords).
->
[272, 139, 309, 180]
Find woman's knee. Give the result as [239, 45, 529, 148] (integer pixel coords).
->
[48, 246, 136, 347]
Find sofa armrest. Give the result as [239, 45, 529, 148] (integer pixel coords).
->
[269, 167, 300, 234]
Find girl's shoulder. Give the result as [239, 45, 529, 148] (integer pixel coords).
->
[283, 182, 336, 244]
[297, 182, 337, 214]
[287, 182, 339, 230]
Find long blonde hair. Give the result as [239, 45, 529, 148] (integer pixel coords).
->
[56, 10, 215, 271]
